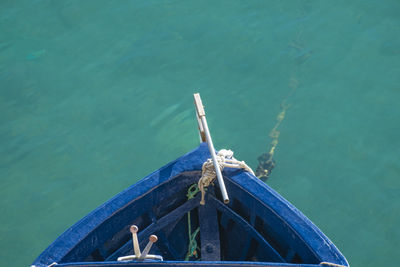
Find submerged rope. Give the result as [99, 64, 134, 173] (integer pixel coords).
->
[256, 4, 312, 181]
[255, 101, 290, 180]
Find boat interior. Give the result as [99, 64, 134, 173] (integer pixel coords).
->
[51, 171, 325, 266]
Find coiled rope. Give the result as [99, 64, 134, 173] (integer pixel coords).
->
[198, 150, 254, 205]
[198, 158, 223, 205]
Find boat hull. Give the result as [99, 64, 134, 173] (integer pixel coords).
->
[32, 144, 348, 267]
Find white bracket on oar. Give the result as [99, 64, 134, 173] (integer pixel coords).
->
[193, 93, 229, 204]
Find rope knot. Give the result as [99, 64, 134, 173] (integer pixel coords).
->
[198, 149, 254, 205]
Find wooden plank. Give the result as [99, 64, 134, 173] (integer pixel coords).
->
[198, 194, 221, 261]
[106, 195, 201, 261]
[193, 93, 205, 116]
[210, 196, 285, 262]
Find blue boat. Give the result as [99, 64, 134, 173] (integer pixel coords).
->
[32, 95, 348, 267]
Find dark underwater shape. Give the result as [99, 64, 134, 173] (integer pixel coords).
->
[32, 143, 348, 267]
[255, 152, 276, 181]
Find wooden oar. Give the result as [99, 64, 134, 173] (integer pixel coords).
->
[193, 93, 229, 204]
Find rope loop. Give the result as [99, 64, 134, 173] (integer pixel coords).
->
[185, 227, 200, 260]
[198, 149, 254, 205]
[187, 184, 200, 200]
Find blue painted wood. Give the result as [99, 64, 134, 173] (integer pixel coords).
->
[32, 144, 348, 267]
[223, 168, 347, 266]
[210, 196, 284, 263]
[105, 194, 201, 261]
[198, 192, 221, 261]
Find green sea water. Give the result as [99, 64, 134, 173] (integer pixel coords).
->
[1, 1, 399, 266]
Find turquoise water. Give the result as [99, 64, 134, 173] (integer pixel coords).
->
[1, 1, 399, 266]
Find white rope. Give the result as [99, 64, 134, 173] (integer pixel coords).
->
[198, 149, 254, 205]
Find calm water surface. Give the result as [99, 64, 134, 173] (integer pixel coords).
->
[1, 1, 399, 266]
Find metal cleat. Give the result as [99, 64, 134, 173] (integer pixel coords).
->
[117, 225, 163, 262]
